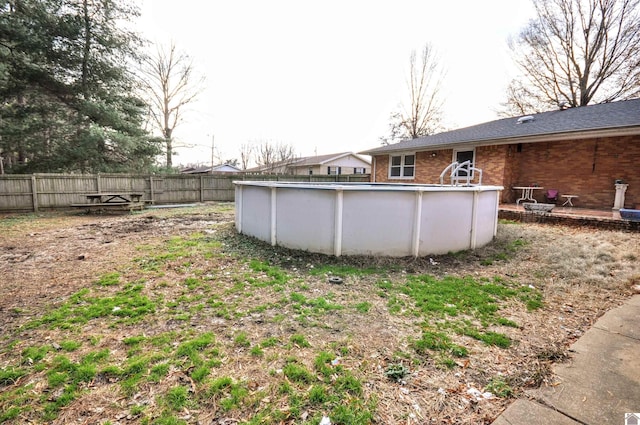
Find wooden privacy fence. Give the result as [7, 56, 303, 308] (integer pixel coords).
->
[0, 173, 371, 212]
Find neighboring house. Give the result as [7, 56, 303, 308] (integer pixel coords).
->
[245, 152, 371, 176]
[288, 152, 371, 176]
[360, 99, 640, 210]
[181, 164, 242, 174]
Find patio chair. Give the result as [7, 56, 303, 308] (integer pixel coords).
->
[545, 189, 559, 203]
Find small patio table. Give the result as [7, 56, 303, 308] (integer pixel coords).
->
[513, 186, 544, 205]
[561, 194, 578, 206]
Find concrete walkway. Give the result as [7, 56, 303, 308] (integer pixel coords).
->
[492, 295, 640, 425]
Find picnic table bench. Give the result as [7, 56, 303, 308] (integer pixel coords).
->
[71, 192, 146, 212]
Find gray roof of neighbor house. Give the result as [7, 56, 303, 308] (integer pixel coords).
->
[289, 152, 371, 167]
[245, 152, 370, 172]
[360, 98, 640, 155]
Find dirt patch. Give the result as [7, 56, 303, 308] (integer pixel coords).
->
[0, 207, 233, 333]
[0, 204, 638, 424]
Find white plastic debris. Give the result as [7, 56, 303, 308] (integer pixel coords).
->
[319, 416, 331, 425]
[429, 257, 439, 265]
[467, 388, 482, 398]
[112, 306, 121, 312]
[437, 387, 446, 395]
[466, 387, 494, 401]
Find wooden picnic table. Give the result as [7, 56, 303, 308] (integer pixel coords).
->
[71, 192, 145, 212]
[84, 192, 144, 204]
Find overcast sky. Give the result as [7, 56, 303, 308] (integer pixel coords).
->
[139, 0, 535, 167]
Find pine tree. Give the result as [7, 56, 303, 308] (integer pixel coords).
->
[0, 0, 161, 173]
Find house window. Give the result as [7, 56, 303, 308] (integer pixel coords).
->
[327, 166, 341, 175]
[354, 167, 366, 174]
[453, 149, 475, 178]
[389, 154, 415, 179]
[308, 168, 313, 175]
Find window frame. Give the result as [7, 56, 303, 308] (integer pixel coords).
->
[327, 166, 342, 175]
[452, 148, 475, 180]
[388, 153, 416, 179]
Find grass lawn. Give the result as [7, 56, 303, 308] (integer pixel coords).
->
[0, 203, 638, 424]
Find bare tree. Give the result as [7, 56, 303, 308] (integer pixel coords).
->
[140, 41, 204, 168]
[256, 141, 276, 168]
[497, 79, 549, 117]
[239, 142, 254, 170]
[504, 0, 640, 113]
[255, 141, 296, 172]
[276, 143, 295, 163]
[380, 43, 445, 145]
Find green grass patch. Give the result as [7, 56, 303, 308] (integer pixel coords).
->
[260, 337, 280, 348]
[412, 330, 468, 357]
[233, 332, 251, 348]
[314, 351, 335, 378]
[283, 360, 314, 384]
[175, 332, 216, 362]
[0, 367, 28, 385]
[25, 284, 156, 330]
[399, 274, 540, 349]
[249, 346, 264, 357]
[135, 234, 222, 272]
[249, 260, 290, 286]
[59, 340, 82, 352]
[95, 272, 121, 286]
[354, 302, 371, 313]
[289, 334, 311, 348]
[165, 385, 190, 411]
[22, 345, 49, 364]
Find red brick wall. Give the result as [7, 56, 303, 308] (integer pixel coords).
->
[513, 136, 640, 208]
[372, 135, 640, 209]
[374, 150, 454, 183]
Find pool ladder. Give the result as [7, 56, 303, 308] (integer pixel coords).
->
[439, 160, 483, 186]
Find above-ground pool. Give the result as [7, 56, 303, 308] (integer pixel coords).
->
[234, 182, 503, 257]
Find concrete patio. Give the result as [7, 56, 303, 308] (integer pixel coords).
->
[499, 204, 640, 231]
[491, 295, 640, 425]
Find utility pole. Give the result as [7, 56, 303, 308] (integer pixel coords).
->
[211, 134, 216, 174]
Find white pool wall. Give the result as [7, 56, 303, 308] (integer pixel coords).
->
[234, 182, 503, 257]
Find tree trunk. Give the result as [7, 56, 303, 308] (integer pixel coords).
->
[165, 136, 172, 168]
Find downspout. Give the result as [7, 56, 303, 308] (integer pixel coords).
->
[372, 157, 376, 182]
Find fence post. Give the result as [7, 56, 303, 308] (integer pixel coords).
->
[96, 174, 101, 192]
[200, 175, 204, 202]
[149, 176, 155, 203]
[31, 174, 38, 212]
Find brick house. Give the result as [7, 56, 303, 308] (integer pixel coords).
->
[360, 99, 640, 210]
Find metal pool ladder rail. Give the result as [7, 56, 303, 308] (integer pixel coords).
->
[439, 160, 483, 186]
